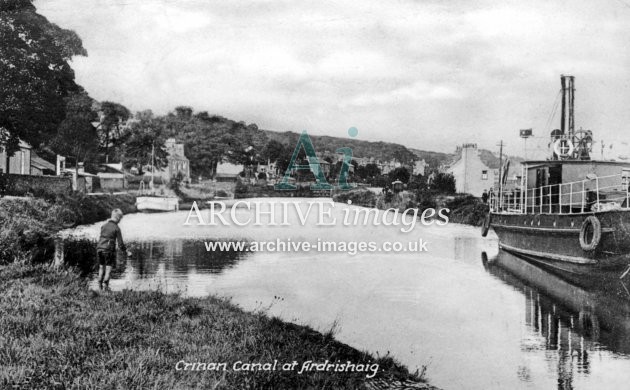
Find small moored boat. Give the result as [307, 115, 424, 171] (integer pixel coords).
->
[136, 195, 179, 212]
[135, 143, 180, 212]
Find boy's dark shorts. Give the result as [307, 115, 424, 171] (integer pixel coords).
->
[97, 250, 116, 267]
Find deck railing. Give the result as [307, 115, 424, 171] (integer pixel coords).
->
[490, 173, 630, 214]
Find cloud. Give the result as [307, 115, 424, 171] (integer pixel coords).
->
[35, 0, 630, 155]
[344, 81, 464, 107]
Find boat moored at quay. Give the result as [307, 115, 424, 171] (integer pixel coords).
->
[484, 75, 630, 274]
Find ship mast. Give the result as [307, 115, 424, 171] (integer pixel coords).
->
[554, 75, 576, 160]
[553, 75, 592, 160]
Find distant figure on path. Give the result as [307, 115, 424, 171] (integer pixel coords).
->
[482, 189, 489, 204]
[96, 209, 131, 289]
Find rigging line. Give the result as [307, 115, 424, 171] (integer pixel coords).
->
[543, 89, 562, 132]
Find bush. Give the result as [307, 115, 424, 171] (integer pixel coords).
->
[388, 167, 411, 184]
[332, 188, 377, 206]
[415, 189, 437, 211]
[0, 198, 56, 264]
[0, 172, 9, 196]
[234, 180, 249, 196]
[0, 193, 137, 264]
[445, 195, 489, 226]
[431, 172, 456, 194]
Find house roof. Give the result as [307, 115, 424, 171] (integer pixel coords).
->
[477, 149, 500, 169]
[216, 162, 243, 175]
[450, 147, 521, 170]
[101, 163, 125, 174]
[30, 153, 55, 171]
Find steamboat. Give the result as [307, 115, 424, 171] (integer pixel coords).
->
[483, 75, 630, 275]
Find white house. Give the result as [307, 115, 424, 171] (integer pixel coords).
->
[413, 159, 427, 176]
[448, 143, 498, 197]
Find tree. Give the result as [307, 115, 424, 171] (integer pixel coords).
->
[165, 108, 267, 178]
[98, 101, 130, 163]
[364, 163, 381, 179]
[121, 110, 168, 174]
[407, 173, 428, 191]
[50, 91, 99, 171]
[373, 174, 389, 188]
[174, 106, 193, 120]
[388, 167, 410, 183]
[261, 140, 291, 172]
[432, 172, 456, 194]
[0, 0, 87, 165]
[179, 116, 232, 178]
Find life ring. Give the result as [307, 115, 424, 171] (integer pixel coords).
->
[579, 215, 602, 251]
[553, 138, 574, 158]
[481, 213, 492, 237]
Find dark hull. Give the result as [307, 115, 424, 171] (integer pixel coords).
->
[490, 210, 630, 273]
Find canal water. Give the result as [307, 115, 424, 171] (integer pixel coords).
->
[60, 199, 630, 390]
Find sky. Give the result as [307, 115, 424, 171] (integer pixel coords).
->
[35, 0, 630, 158]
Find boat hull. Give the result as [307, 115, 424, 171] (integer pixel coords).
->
[483, 250, 630, 354]
[490, 210, 630, 273]
[136, 196, 180, 212]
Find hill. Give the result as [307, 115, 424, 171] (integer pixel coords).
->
[407, 148, 454, 169]
[262, 130, 418, 164]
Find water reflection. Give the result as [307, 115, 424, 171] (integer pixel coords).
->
[57, 238, 250, 291]
[129, 239, 247, 276]
[483, 250, 630, 389]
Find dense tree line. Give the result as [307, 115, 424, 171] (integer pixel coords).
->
[263, 131, 418, 165]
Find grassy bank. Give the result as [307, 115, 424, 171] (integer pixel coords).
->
[0, 193, 136, 264]
[0, 263, 433, 389]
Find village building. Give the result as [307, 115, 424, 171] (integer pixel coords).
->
[215, 162, 243, 182]
[448, 143, 498, 197]
[307, 156, 331, 177]
[97, 163, 126, 191]
[0, 139, 31, 175]
[164, 138, 190, 182]
[353, 156, 380, 167]
[380, 159, 402, 175]
[30, 152, 56, 176]
[256, 160, 279, 179]
[413, 159, 427, 176]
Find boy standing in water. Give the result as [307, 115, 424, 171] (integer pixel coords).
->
[96, 209, 131, 289]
